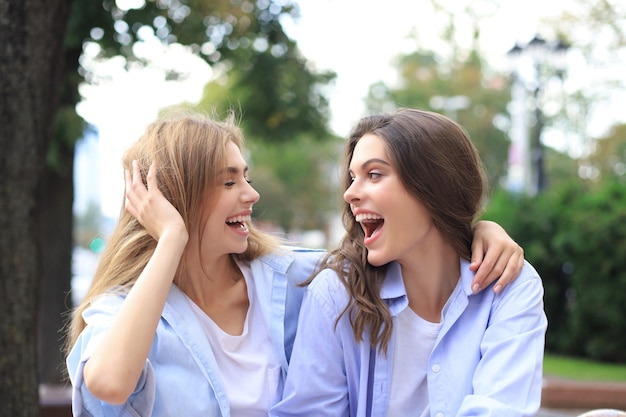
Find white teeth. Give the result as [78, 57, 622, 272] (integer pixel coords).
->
[354, 213, 383, 222]
[226, 215, 251, 223]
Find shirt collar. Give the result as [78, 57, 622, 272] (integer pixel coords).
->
[379, 258, 475, 316]
[379, 262, 409, 315]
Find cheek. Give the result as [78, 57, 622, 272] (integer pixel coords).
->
[379, 191, 405, 215]
[204, 210, 226, 232]
[386, 197, 427, 231]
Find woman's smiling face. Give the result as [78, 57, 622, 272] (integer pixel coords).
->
[343, 133, 436, 267]
[200, 140, 260, 257]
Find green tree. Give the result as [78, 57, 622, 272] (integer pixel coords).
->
[198, 42, 334, 144]
[486, 179, 626, 362]
[541, 0, 626, 183]
[544, 146, 580, 190]
[364, 31, 511, 188]
[246, 137, 340, 235]
[587, 124, 626, 182]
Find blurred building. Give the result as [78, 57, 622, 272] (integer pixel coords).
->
[73, 130, 101, 216]
[72, 129, 102, 306]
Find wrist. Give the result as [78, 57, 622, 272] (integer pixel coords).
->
[159, 226, 189, 248]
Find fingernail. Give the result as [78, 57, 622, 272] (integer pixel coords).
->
[494, 284, 502, 293]
[472, 283, 480, 293]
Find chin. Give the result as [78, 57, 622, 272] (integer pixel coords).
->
[366, 251, 389, 267]
[231, 241, 249, 255]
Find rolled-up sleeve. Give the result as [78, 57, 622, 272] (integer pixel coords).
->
[66, 296, 156, 417]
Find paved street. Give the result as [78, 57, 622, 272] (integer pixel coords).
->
[537, 408, 587, 417]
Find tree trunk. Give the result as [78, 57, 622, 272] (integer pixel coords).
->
[0, 0, 73, 415]
[38, 163, 74, 385]
[37, 41, 85, 386]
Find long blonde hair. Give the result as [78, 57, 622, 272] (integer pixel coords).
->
[64, 111, 280, 355]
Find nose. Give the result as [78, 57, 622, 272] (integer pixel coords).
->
[243, 181, 260, 205]
[343, 180, 360, 204]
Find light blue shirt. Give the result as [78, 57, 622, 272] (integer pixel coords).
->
[66, 247, 324, 417]
[271, 259, 547, 417]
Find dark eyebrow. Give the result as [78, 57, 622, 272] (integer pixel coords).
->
[349, 158, 391, 174]
[361, 158, 390, 169]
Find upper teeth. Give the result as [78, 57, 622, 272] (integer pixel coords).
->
[355, 213, 383, 222]
[226, 215, 251, 223]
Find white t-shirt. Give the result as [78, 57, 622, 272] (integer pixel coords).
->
[388, 306, 442, 417]
[187, 263, 281, 417]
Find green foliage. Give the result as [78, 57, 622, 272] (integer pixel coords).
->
[98, 0, 336, 143]
[364, 48, 511, 188]
[562, 182, 626, 361]
[544, 146, 581, 189]
[71, 0, 338, 237]
[485, 179, 626, 363]
[246, 134, 341, 234]
[86, 1, 306, 73]
[197, 49, 335, 144]
[588, 123, 626, 181]
[89, 1, 290, 56]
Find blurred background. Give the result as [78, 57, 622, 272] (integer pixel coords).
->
[6, 0, 626, 410]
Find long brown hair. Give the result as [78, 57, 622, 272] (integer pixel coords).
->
[316, 108, 488, 353]
[64, 111, 280, 355]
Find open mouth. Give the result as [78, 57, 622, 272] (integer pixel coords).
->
[355, 213, 384, 238]
[226, 215, 251, 232]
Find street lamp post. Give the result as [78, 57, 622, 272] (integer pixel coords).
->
[507, 35, 569, 195]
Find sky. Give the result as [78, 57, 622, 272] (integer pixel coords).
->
[76, 0, 579, 219]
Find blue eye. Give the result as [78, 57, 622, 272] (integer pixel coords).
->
[225, 181, 235, 187]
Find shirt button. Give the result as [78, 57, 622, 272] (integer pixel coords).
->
[432, 364, 440, 372]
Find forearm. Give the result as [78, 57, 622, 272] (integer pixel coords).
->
[83, 229, 188, 404]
